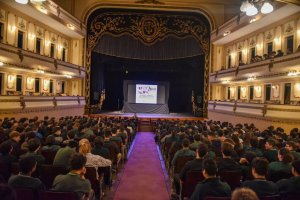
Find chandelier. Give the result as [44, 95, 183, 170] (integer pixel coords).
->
[240, 0, 274, 16]
[15, 0, 46, 4]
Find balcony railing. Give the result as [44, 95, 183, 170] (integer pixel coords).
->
[208, 100, 300, 120]
[0, 96, 85, 113]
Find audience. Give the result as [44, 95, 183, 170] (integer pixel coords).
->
[19, 138, 45, 165]
[53, 140, 77, 168]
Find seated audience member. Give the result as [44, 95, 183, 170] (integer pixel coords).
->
[217, 142, 241, 173]
[231, 187, 259, 200]
[275, 50, 284, 57]
[79, 138, 111, 168]
[0, 141, 18, 164]
[91, 136, 110, 159]
[41, 135, 61, 151]
[52, 154, 93, 200]
[276, 160, 300, 195]
[0, 184, 17, 200]
[20, 138, 45, 165]
[171, 138, 195, 166]
[110, 127, 123, 153]
[103, 130, 121, 163]
[247, 136, 263, 157]
[173, 143, 208, 195]
[8, 131, 21, 158]
[53, 140, 77, 169]
[189, 134, 202, 150]
[263, 138, 278, 162]
[52, 126, 63, 144]
[190, 158, 231, 200]
[285, 141, 300, 160]
[21, 131, 36, 151]
[242, 158, 278, 196]
[240, 151, 257, 181]
[8, 156, 45, 190]
[268, 148, 293, 181]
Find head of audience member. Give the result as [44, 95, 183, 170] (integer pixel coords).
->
[231, 187, 259, 200]
[221, 142, 234, 158]
[19, 156, 37, 176]
[251, 157, 269, 179]
[27, 138, 41, 153]
[265, 138, 276, 150]
[194, 134, 201, 142]
[197, 143, 208, 159]
[45, 135, 56, 146]
[69, 153, 87, 175]
[0, 184, 17, 200]
[9, 131, 21, 143]
[104, 129, 111, 140]
[94, 136, 104, 148]
[250, 136, 259, 148]
[292, 160, 300, 177]
[0, 141, 13, 156]
[182, 138, 190, 149]
[202, 158, 218, 179]
[207, 132, 216, 141]
[285, 141, 297, 151]
[79, 139, 91, 155]
[278, 148, 293, 163]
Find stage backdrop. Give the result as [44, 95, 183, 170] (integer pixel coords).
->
[122, 80, 169, 114]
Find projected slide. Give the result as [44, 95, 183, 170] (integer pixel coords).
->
[136, 84, 158, 104]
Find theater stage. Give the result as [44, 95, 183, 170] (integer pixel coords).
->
[89, 111, 204, 121]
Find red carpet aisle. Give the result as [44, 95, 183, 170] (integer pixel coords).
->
[113, 132, 169, 200]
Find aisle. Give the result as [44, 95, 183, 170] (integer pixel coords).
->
[113, 132, 169, 200]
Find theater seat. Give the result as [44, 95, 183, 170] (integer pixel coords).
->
[181, 170, 204, 199]
[219, 170, 242, 190]
[41, 150, 58, 165]
[259, 195, 282, 200]
[39, 190, 78, 200]
[174, 156, 194, 174]
[39, 165, 67, 189]
[14, 188, 38, 200]
[0, 162, 11, 182]
[204, 197, 231, 200]
[85, 166, 102, 196]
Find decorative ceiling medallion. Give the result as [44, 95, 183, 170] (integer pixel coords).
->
[135, 0, 164, 4]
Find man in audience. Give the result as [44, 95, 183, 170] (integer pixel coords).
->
[263, 138, 278, 162]
[189, 134, 202, 150]
[91, 136, 110, 159]
[20, 138, 45, 165]
[8, 156, 45, 190]
[190, 158, 231, 200]
[276, 159, 300, 195]
[285, 141, 300, 160]
[103, 130, 121, 163]
[8, 131, 21, 158]
[173, 143, 208, 195]
[217, 142, 241, 173]
[52, 153, 93, 200]
[0, 140, 18, 164]
[53, 140, 77, 169]
[242, 157, 278, 196]
[171, 138, 195, 166]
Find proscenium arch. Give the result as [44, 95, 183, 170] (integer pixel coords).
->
[85, 7, 212, 117]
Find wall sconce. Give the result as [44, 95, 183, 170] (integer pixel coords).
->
[45, 40, 51, 46]
[9, 25, 16, 32]
[29, 33, 36, 40]
[274, 37, 281, 44]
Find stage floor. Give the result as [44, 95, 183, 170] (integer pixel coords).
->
[89, 111, 204, 120]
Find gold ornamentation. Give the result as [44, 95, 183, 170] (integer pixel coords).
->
[18, 49, 24, 62]
[135, 0, 164, 4]
[86, 12, 210, 116]
[18, 19, 25, 29]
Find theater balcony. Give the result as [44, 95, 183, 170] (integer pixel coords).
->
[0, 0, 86, 119]
[208, 2, 300, 132]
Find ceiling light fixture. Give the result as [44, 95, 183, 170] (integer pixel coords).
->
[64, 75, 72, 79]
[221, 80, 230, 84]
[240, 0, 274, 17]
[247, 76, 256, 81]
[288, 70, 298, 77]
[36, 69, 45, 74]
[0, 61, 4, 67]
[15, 0, 46, 4]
